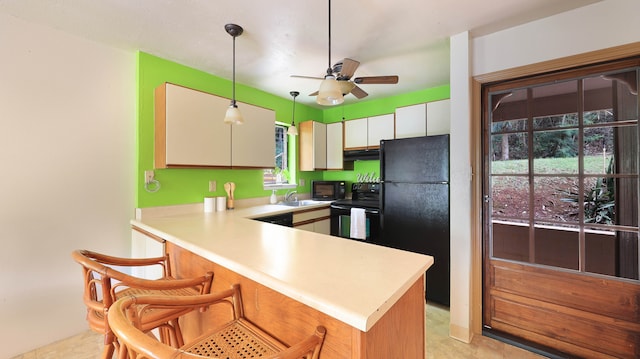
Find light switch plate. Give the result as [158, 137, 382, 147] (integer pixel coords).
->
[299, 179, 305, 187]
[209, 180, 216, 192]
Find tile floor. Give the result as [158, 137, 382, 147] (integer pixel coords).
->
[12, 303, 547, 358]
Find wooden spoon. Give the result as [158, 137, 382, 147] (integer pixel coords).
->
[230, 182, 236, 200]
[224, 182, 231, 198]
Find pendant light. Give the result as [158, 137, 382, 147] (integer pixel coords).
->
[287, 91, 299, 135]
[223, 23, 244, 124]
[316, 0, 344, 106]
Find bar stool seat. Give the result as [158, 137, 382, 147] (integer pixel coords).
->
[108, 284, 326, 359]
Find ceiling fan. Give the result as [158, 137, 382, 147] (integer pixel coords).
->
[292, 0, 398, 105]
[292, 58, 399, 99]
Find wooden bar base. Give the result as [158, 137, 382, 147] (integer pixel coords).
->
[167, 242, 426, 358]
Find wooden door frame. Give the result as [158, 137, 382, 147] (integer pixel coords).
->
[470, 42, 640, 337]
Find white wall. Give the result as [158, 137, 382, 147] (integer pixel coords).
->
[473, 0, 640, 76]
[0, 13, 135, 358]
[448, 0, 640, 342]
[449, 31, 473, 343]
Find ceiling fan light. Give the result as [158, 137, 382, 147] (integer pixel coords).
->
[339, 81, 355, 95]
[317, 76, 344, 106]
[223, 104, 243, 125]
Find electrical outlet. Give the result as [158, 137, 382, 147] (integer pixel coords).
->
[299, 179, 305, 187]
[209, 180, 216, 192]
[144, 170, 155, 184]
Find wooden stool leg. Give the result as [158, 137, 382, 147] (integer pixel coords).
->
[100, 342, 115, 359]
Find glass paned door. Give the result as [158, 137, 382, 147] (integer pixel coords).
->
[482, 61, 640, 358]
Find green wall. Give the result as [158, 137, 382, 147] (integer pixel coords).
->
[136, 51, 449, 208]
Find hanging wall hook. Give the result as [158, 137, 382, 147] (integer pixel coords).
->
[144, 170, 161, 193]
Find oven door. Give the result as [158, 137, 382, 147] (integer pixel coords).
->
[330, 204, 380, 243]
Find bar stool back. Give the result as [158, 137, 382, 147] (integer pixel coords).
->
[72, 249, 214, 359]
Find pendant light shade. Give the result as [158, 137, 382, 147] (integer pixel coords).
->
[316, 0, 344, 106]
[224, 104, 243, 125]
[223, 23, 244, 125]
[287, 91, 299, 136]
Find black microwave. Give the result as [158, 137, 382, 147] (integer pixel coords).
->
[312, 180, 346, 200]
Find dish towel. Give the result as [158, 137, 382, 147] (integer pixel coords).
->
[350, 208, 367, 240]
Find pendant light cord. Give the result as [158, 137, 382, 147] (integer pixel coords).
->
[232, 35, 236, 106]
[327, 0, 332, 74]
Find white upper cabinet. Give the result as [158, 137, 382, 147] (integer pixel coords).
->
[395, 103, 427, 138]
[394, 99, 451, 139]
[344, 118, 368, 149]
[367, 114, 395, 147]
[426, 99, 451, 136]
[326, 122, 343, 170]
[344, 114, 394, 150]
[156, 83, 231, 168]
[231, 102, 275, 168]
[154, 83, 275, 169]
[300, 121, 343, 171]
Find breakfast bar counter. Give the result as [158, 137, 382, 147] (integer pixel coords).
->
[131, 204, 433, 358]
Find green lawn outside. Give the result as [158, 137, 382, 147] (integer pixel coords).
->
[492, 155, 611, 175]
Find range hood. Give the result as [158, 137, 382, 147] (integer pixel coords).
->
[343, 149, 380, 162]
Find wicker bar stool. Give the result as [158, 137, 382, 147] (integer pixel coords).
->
[72, 249, 214, 359]
[108, 284, 326, 359]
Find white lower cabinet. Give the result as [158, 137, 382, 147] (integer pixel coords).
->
[131, 228, 165, 279]
[293, 207, 331, 234]
[313, 218, 331, 235]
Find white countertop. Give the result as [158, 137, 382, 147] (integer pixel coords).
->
[131, 203, 433, 332]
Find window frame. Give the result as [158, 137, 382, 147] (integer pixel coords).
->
[263, 124, 296, 190]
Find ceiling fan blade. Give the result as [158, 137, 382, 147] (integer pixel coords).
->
[291, 75, 323, 80]
[339, 58, 360, 79]
[353, 75, 399, 85]
[308, 90, 319, 96]
[350, 85, 368, 99]
[339, 81, 355, 95]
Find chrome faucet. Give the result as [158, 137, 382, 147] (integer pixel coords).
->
[284, 190, 297, 202]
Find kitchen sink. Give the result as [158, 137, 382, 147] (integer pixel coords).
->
[278, 200, 324, 207]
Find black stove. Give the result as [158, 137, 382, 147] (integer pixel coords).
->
[330, 183, 381, 242]
[332, 183, 380, 209]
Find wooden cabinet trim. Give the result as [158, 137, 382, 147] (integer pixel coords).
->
[154, 84, 168, 169]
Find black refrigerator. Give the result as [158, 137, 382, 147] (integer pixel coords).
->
[379, 135, 450, 306]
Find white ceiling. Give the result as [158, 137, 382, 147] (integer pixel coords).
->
[0, 0, 600, 108]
